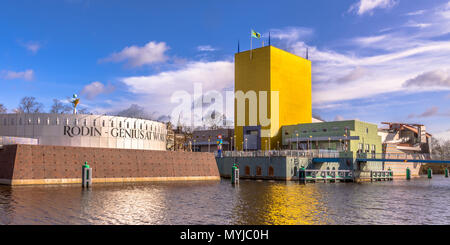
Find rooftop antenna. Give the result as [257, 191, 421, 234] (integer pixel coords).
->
[306, 47, 309, 60]
[238, 40, 240, 53]
[269, 32, 271, 46]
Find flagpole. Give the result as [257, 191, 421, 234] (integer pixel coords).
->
[250, 29, 252, 60]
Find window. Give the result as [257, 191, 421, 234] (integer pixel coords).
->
[302, 130, 307, 134]
[268, 166, 274, 176]
[93, 120, 96, 127]
[119, 121, 122, 128]
[11, 118, 14, 125]
[111, 121, 114, 127]
[56, 118, 59, 125]
[19, 118, 22, 125]
[312, 129, 317, 132]
[47, 118, 50, 125]
[102, 120, 105, 127]
[366, 128, 369, 134]
[37, 118, 40, 125]
[127, 122, 129, 128]
[323, 128, 327, 132]
[256, 166, 262, 176]
[83, 119, 87, 126]
[245, 166, 250, 176]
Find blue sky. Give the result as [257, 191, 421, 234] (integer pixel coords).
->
[1, 0, 450, 139]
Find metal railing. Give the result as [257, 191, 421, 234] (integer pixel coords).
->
[218, 150, 341, 158]
[356, 152, 432, 160]
[299, 170, 354, 182]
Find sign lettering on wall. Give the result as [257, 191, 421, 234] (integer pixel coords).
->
[63, 126, 165, 141]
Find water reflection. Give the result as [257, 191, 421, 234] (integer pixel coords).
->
[0, 177, 449, 225]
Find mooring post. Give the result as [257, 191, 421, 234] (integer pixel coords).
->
[427, 168, 432, 179]
[231, 163, 239, 185]
[406, 167, 411, 180]
[299, 166, 306, 184]
[82, 161, 92, 188]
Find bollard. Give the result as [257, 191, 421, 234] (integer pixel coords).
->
[406, 167, 411, 180]
[82, 161, 92, 188]
[231, 163, 239, 184]
[427, 168, 432, 179]
[299, 166, 306, 184]
[445, 168, 449, 178]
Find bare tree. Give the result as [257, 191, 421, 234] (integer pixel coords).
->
[0, 104, 6, 113]
[116, 104, 153, 119]
[17, 96, 44, 113]
[431, 138, 450, 160]
[50, 99, 72, 114]
[77, 107, 90, 114]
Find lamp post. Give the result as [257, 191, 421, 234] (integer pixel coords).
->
[328, 137, 331, 150]
[265, 139, 268, 153]
[343, 134, 347, 152]
[234, 135, 236, 152]
[296, 133, 299, 150]
[245, 138, 248, 152]
[230, 136, 233, 151]
[208, 136, 211, 152]
[193, 139, 196, 152]
[309, 135, 312, 150]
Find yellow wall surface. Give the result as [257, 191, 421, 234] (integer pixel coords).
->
[234, 46, 311, 150]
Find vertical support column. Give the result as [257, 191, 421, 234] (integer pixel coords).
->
[299, 166, 306, 184]
[406, 167, 411, 180]
[82, 161, 92, 188]
[231, 163, 239, 185]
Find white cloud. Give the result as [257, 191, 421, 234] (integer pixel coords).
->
[405, 10, 426, 16]
[122, 61, 233, 95]
[21, 41, 41, 54]
[197, 45, 217, 52]
[404, 69, 450, 88]
[349, 0, 398, 16]
[80, 81, 114, 100]
[100, 41, 169, 67]
[268, 27, 314, 44]
[0, 69, 34, 81]
[120, 60, 234, 115]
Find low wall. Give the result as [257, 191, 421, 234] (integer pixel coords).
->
[0, 144, 220, 185]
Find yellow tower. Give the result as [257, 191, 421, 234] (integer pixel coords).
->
[234, 45, 311, 150]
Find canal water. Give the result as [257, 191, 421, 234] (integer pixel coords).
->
[1, 176, 449, 225]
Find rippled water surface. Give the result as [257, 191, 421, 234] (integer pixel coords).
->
[1, 176, 450, 225]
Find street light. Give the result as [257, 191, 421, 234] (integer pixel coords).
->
[309, 135, 312, 150]
[245, 138, 248, 151]
[234, 134, 236, 152]
[230, 136, 233, 151]
[296, 133, 299, 150]
[208, 136, 211, 152]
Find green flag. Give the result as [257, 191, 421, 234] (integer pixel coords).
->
[251, 29, 261, 39]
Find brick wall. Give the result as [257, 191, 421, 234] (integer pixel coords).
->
[0, 144, 219, 185]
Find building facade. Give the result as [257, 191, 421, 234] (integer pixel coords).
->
[282, 120, 382, 157]
[191, 128, 234, 152]
[0, 113, 167, 150]
[234, 45, 312, 151]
